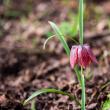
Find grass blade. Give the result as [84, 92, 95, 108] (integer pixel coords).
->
[48, 21, 70, 56]
[23, 88, 80, 105]
[48, 21, 81, 85]
[31, 100, 36, 110]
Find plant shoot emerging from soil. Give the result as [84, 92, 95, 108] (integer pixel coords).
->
[24, 0, 98, 110]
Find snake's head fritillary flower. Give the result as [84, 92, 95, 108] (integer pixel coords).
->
[70, 44, 98, 68]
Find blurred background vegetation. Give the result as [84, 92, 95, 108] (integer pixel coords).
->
[0, 0, 110, 55]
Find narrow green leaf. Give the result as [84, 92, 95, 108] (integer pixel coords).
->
[48, 21, 70, 56]
[48, 21, 81, 86]
[23, 88, 79, 105]
[31, 100, 36, 110]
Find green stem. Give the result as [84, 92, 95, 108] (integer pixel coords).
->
[79, 0, 84, 45]
[81, 67, 86, 110]
[31, 100, 36, 110]
[74, 66, 81, 84]
[79, 0, 86, 109]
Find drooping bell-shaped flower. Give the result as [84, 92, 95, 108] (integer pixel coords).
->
[70, 44, 98, 68]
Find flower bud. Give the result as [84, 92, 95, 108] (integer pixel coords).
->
[70, 44, 98, 68]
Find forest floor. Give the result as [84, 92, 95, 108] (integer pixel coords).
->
[0, 0, 110, 110]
